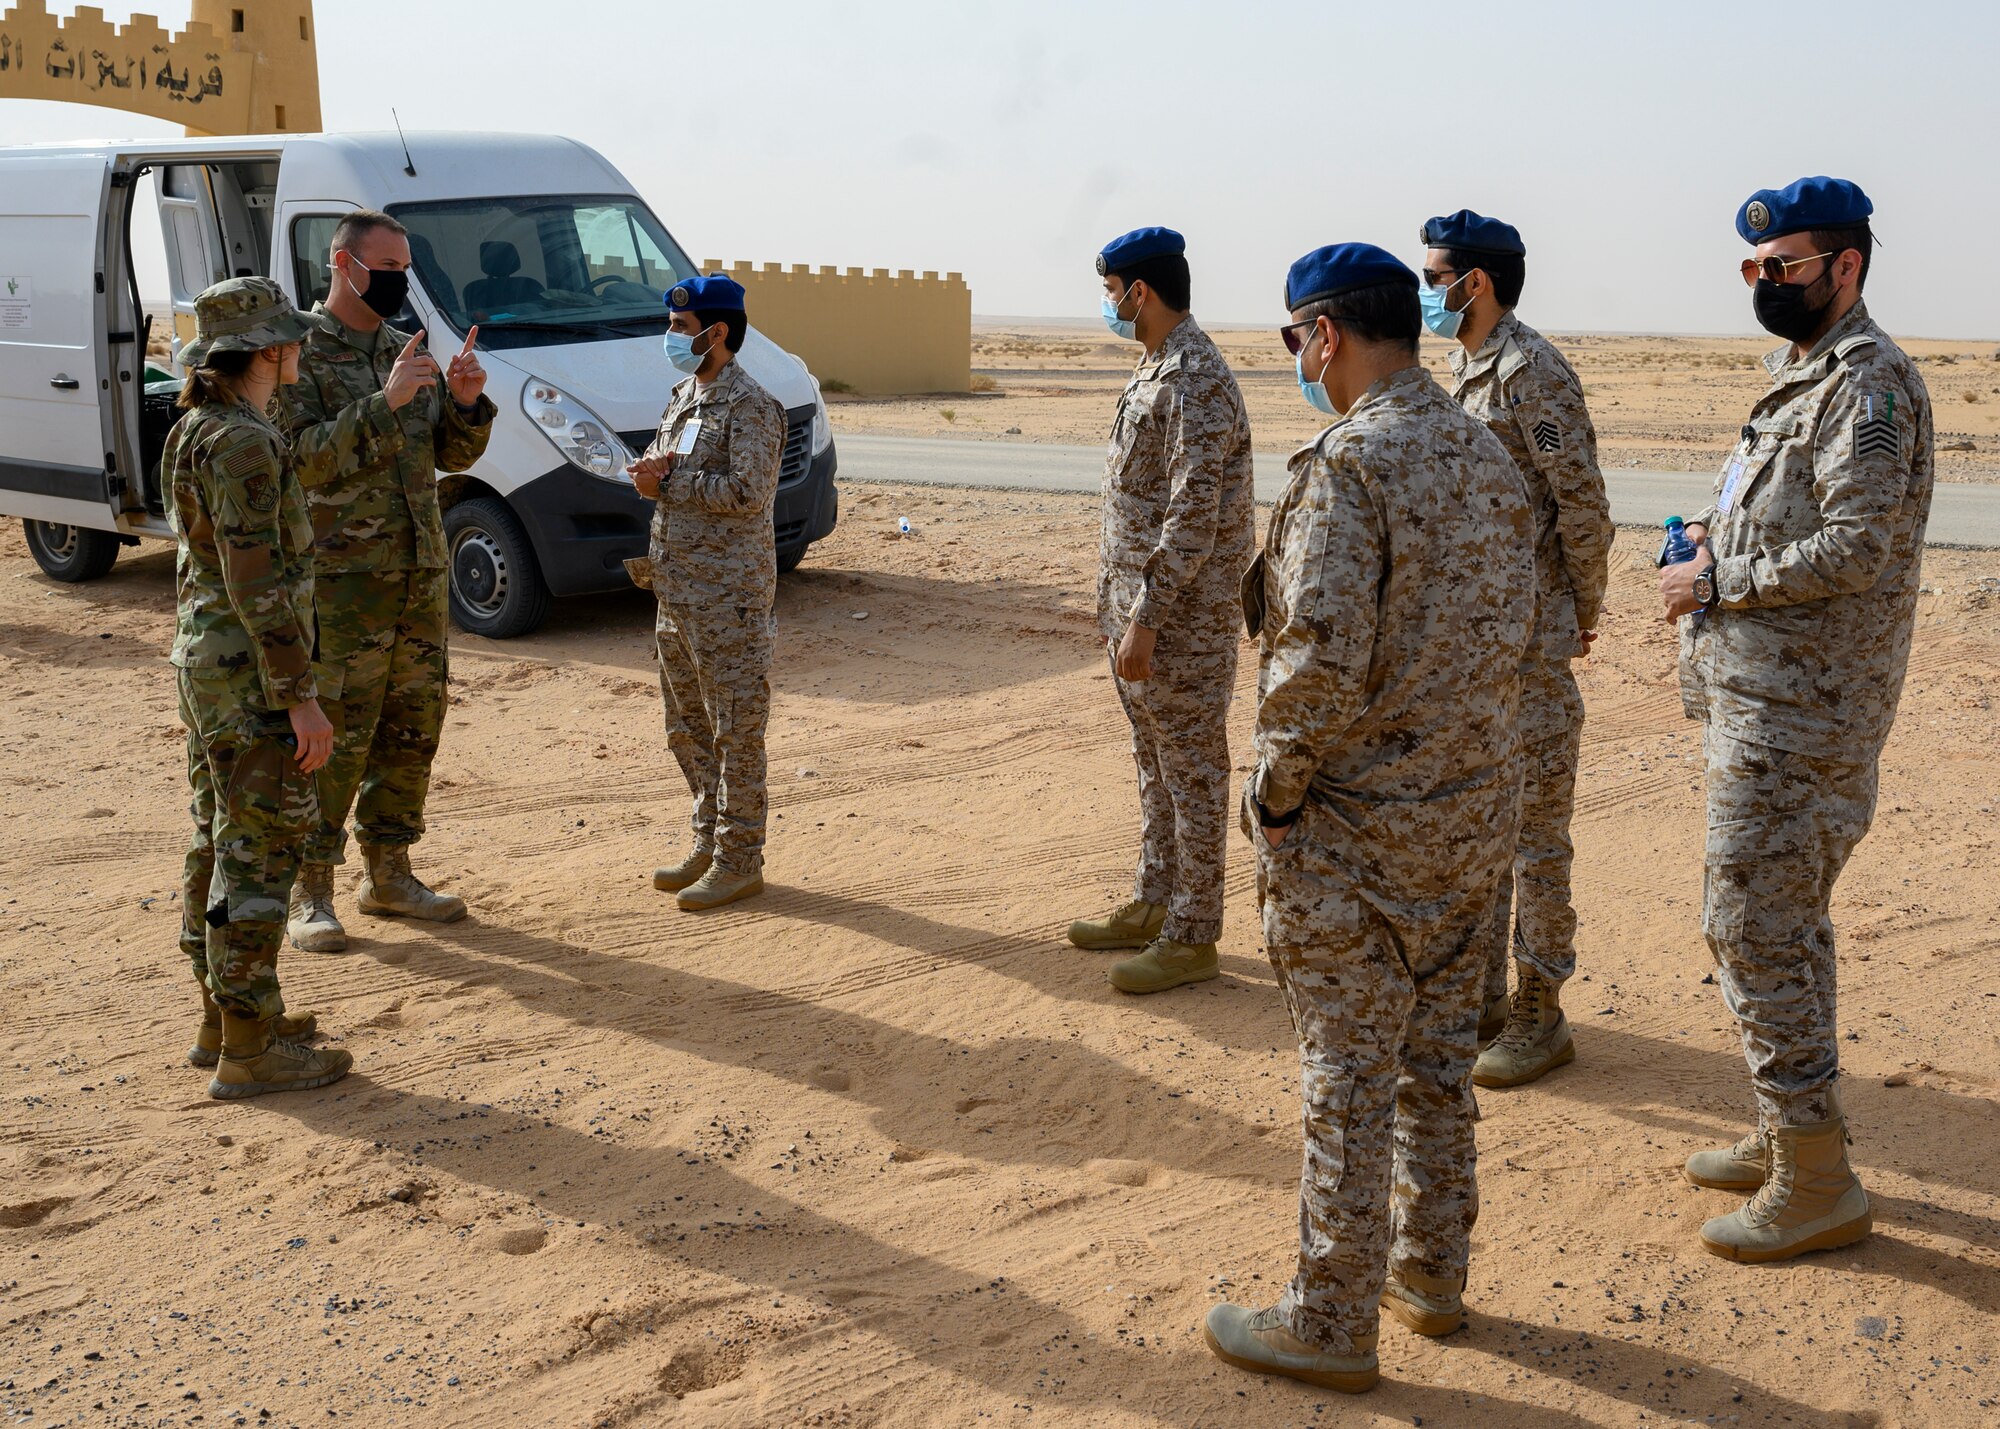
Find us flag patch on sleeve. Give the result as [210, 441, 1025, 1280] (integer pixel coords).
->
[1532, 419, 1562, 454]
[1854, 392, 1898, 460]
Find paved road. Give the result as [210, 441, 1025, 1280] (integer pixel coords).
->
[835, 434, 2000, 548]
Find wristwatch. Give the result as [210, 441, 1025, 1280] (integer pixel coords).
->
[1691, 568, 1719, 610]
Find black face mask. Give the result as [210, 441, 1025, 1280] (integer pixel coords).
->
[1752, 269, 1833, 344]
[354, 262, 410, 319]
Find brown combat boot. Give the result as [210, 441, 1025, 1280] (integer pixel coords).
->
[357, 843, 466, 923]
[1067, 899, 1166, 951]
[652, 846, 714, 893]
[1108, 936, 1218, 994]
[1203, 1303, 1378, 1394]
[287, 861, 348, 953]
[1382, 1267, 1466, 1338]
[190, 988, 317, 1068]
[1477, 989, 1510, 1045]
[1472, 964, 1575, 1088]
[1699, 1117, 1871, 1263]
[1684, 1125, 1769, 1191]
[209, 1010, 353, 1099]
[676, 864, 764, 912]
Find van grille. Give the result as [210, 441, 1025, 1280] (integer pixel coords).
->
[619, 405, 815, 489]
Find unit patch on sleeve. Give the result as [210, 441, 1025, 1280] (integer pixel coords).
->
[1532, 419, 1562, 454]
[1854, 392, 1899, 461]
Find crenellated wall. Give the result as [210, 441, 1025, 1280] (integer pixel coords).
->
[0, 0, 319, 135]
[703, 260, 973, 396]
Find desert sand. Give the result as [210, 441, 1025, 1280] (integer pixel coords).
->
[2, 478, 1997, 1428]
[826, 324, 2000, 486]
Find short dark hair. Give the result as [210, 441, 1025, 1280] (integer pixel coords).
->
[330, 209, 408, 255]
[176, 348, 258, 410]
[693, 308, 747, 353]
[1443, 246, 1525, 309]
[1295, 280, 1420, 354]
[1805, 223, 1873, 292]
[1110, 252, 1192, 312]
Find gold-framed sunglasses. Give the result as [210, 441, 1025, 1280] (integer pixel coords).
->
[1739, 252, 1834, 287]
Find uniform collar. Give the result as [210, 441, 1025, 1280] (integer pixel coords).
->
[1290, 363, 1432, 466]
[308, 301, 393, 356]
[1136, 314, 1199, 373]
[682, 356, 746, 404]
[1763, 299, 1873, 383]
[1448, 309, 1520, 381]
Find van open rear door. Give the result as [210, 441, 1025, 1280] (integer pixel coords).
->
[0, 151, 116, 535]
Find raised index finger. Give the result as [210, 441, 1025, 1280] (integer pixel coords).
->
[461, 325, 479, 355]
[399, 329, 427, 359]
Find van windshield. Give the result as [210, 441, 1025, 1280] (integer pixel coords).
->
[387, 194, 696, 350]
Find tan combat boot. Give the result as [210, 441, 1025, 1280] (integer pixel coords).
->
[1699, 1117, 1871, 1263]
[209, 1010, 353, 1099]
[652, 847, 714, 893]
[1108, 936, 1218, 994]
[1684, 1125, 1769, 1191]
[190, 988, 318, 1068]
[1472, 964, 1575, 1088]
[357, 843, 467, 923]
[1067, 899, 1166, 951]
[1477, 989, 1511, 1045]
[1203, 1303, 1378, 1394]
[677, 864, 764, 912]
[287, 862, 348, 953]
[1382, 1267, 1466, 1338]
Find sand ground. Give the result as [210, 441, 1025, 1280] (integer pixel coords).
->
[2, 485, 1996, 1428]
[825, 324, 2000, 486]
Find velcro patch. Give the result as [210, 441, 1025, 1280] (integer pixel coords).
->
[1853, 413, 1898, 461]
[1533, 419, 1562, 454]
[242, 471, 279, 513]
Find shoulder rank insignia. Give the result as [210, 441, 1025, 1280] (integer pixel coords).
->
[1854, 392, 1898, 461]
[1532, 419, 1562, 454]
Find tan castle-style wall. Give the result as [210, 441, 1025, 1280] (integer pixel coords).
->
[705, 261, 972, 396]
[0, 0, 319, 135]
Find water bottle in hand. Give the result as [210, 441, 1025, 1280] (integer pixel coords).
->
[1658, 516, 1698, 569]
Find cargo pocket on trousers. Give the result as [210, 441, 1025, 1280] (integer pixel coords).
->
[1703, 805, 1819, 945]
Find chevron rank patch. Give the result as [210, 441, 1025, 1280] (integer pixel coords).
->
[1533, 419, 1562, 454]
[1854, 392, 1898, 461]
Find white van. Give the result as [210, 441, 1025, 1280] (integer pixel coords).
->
[0, 131, 838, 637]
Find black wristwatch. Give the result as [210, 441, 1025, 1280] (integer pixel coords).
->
[1692, 568, 1719, 610]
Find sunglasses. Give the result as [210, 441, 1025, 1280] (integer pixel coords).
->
[1740, 252, 1834, 287]
[1280, 316, 1322, 356]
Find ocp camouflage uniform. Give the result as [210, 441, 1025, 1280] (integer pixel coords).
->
[1100, 316, 1255, 945]
[1680, 300, 1933, 1128]
[1450, 313, 1612, 995]
[643, 358, 787, 873]
[1244, 365, 1535, 1355]
[282, 306, 494, 866]
[168, 401, 321, 1020]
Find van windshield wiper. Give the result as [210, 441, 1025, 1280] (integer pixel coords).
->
[479, 317, 624, 338]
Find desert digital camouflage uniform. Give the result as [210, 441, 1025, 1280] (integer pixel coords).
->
[1099, 315, 1256, 944]
[1450, 312, 1613, 995]
[1244, 365, 1534, 1355]
[642, 358, 787, 874]
[168, 398, 321, 1020]
[283, 305, 494, 866]
[1679, 300, 1933, 1128]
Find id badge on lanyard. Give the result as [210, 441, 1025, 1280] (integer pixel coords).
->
[1717, 454, 1747, 516]
[675, 417, 703, 456]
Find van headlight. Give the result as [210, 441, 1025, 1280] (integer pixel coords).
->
[808, 374, 833, 455]
[522, 377, 634, 482]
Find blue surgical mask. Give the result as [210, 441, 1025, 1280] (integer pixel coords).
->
[1419, 274, 1468, 340]
[663, 327, 709, 374]
[1101, 288, 1139, 342]
[1296, 347, 1337, 416]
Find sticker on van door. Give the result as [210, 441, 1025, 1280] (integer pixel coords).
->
[0, 277, 31, 331]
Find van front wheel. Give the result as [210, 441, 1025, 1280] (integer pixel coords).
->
[443, 497, 553, 639]
[23, 520, 121, 582]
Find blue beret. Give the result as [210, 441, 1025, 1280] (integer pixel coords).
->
[1736, 176, 1873, 244]
[1419, 209, 1525, 257]
[666, 273, 747, 313]
[1096, 226, 1185, 277]
[1285, 243, 1417, 310]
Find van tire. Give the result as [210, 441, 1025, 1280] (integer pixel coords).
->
[777, 544, 806, 575]
[23, 520, 121, 582]
[443, 497, 552, 639]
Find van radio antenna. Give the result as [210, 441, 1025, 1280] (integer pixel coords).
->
[392, 109, 417, 177]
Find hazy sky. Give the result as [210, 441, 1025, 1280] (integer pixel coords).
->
[6, 0, 1997, 338]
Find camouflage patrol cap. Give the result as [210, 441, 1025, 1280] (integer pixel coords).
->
[181, 277, 315, 367]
